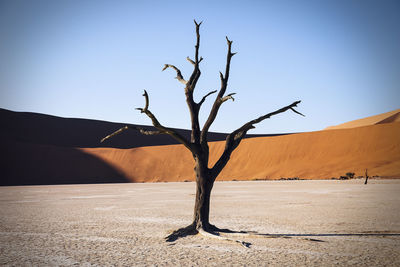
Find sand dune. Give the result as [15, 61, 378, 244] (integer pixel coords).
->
[82, 122, 400, 182]
[0, 139, 128, 186]
[0, 108, 283, 185]
[0, 108, 271, 149]
[325, 109, 400, 130]
[2, 108, 399, 185]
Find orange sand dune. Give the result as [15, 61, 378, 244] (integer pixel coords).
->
[82, 122, 400, 181]
[2, 108, 399, 185]
[0, 108, 280, 185]
[325, 109, 400, 130]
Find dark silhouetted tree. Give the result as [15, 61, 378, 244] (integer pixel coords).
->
[101, 20, 303, 246]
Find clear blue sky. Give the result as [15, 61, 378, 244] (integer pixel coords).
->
[1, 0, 399, 134]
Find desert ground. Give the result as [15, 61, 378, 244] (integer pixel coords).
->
[1, 179, 399, 266]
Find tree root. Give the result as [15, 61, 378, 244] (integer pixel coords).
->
[198, 228, 251, 248]
[165, 224, 251, 248]
[165, 224, 325, 246]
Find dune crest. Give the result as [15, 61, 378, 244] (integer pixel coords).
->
[325, 109, 400, 130]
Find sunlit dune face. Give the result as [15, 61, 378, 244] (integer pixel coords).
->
[82, 122, 400, 182]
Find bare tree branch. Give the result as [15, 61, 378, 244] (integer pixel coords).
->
[136, 90, 192, 150]
[187, 56, 203, 65]
[101, 90, 191, 150]
[239, 100, 302, 130]
[100, 125, 164, 143]
[290, 107, 305, 117]
[200, 36, 236, 146]
[187, 56, 195, 65]
[186, 20, 203, 91]
[211, 100, 303, 178]
[199, 90, 218, 106]
[135, 90, 150, 113]
[221, 93, 236, 103]
[223, 36, 235, 82]
[219, 71, 224, 83]
[194, 20, 202, 63]
[162, 64, 187, 85]
[182, 20, 205, 144]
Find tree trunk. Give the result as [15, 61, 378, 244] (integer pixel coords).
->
[192, 161, 214, 230]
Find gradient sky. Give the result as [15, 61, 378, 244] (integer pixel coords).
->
[1, 0, 399, 134]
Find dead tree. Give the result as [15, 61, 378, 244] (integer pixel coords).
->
[101, 20, 303, 245]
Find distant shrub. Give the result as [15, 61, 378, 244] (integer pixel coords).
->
[346, 172, 355, 179]
[279, 177, 301, 180]
[252, 178, 268, 181]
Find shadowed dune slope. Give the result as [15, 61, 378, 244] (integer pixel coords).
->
[82, 122, 400, 181]
[0, 108, 229, 148]
[0, 140, 129, 186]
[0, 108, 275, 149]
[325, 109, 400, 130]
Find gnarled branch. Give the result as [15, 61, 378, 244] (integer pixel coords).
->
[200, 36, 236, 146]
[221, 93, 236, 103]
[186, 20, 203, 91]
[187, 56, 203, 65]
[162, 64, 187, 85]
[136, 90, 192, 150]
[290, 107, 305, 117]
[100, 125, 163, 143]
[211, 100, 303, 178]
[135, 90, 149, 113]
[223, 36, 237, 82]
[239, 100, 302, 131]
[186, 56, 195, 65]
[182, 20, 205, 144]
[199, 90, 217, 106]
[102, 90, 192, 150]
[194, 20, 202, 63]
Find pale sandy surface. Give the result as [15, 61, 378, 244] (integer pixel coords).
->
[1, 180, 399, 266]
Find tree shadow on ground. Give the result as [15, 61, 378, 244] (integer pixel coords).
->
[166, 226, 400, 247]
[214, 227, 400, 242]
